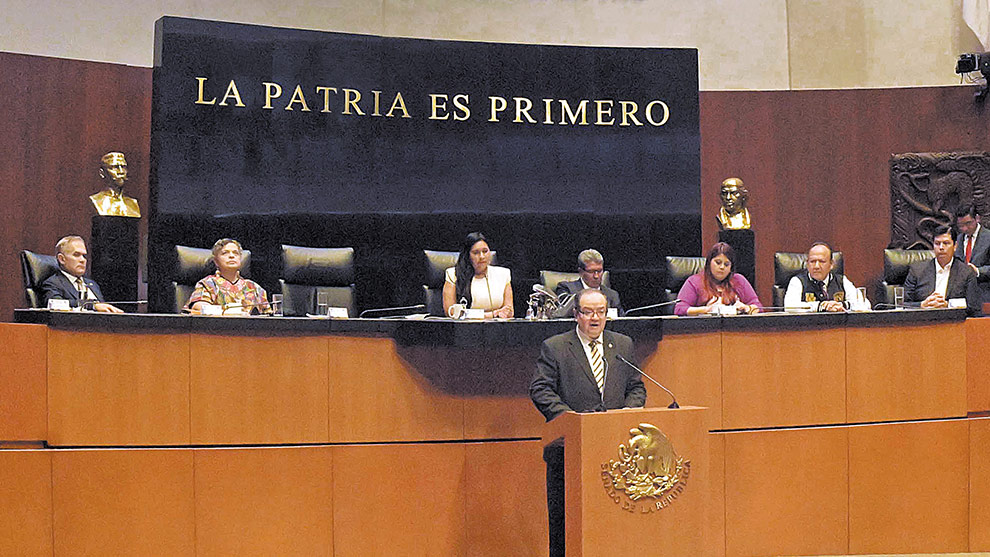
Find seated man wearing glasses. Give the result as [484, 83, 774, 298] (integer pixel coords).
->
[530, 288, 647, 556]
[554, 249, 623, 315]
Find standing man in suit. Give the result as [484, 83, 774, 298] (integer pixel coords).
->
[954, 205, 990, 306]
[553, 249, 623, 315]
[904, 224, 980, 316]
[530, 288, 646, 556]
[41, 235, 123, 313]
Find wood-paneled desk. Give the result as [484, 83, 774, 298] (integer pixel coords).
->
[5, 309, 989, 556]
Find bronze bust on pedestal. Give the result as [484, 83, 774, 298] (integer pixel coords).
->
[90, 152, 140, 218]
[717, 177, 751, 230]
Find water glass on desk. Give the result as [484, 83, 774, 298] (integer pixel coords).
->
[271, 294, 283, 316]
[893, 286, 905, 308]
[317, 292, 330, 316]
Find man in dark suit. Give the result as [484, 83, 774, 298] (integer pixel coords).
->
[530, 288, 646, 556]
[954, 205, 990, 307]
[553, 248, 623, 315]
[40, 235, 123, 313]
[904, 225, 980, 316]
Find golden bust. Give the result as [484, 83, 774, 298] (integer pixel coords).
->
[717, 177, 751, 230]
[90, 152, 140, 217]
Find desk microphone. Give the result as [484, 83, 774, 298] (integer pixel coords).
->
[359, 304, 427, 318]
[532, 284, 560, 301]
[615, 354, 679, 409]
[81, 300, 147, 310]
[624, 299, 680, 315]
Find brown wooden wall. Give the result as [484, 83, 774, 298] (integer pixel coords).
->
[0, 52, 150, 320]
[3, 51, 990, 319]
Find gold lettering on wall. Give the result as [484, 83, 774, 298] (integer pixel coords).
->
[342, 89, 365, 115]
[262, 82, 282, 110]
[285, 85, 311, 111]
[386, 92, 411, 118]
[195, 77, 216, 105]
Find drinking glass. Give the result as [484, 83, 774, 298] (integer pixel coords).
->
[893, 286, 905, 308]
[271, 294, 283, 317]
[317, 292, 330, 316]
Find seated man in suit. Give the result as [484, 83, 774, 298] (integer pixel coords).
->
[530, 288, 646, 556]
[904, 224, 980, 316]
[553, 249, 623, 315]
[41, 235, 123, 313]
[955, 205, 990, 307]
[784, 242, 866, 312]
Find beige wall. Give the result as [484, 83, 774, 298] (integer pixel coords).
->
[0, 0, 983, 90]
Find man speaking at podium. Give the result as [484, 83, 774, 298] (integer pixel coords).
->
[529, 288, 646, 556]
[530, 288, 646, 421]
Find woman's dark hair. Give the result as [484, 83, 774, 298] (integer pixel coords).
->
[454, 232, 489, 305]
[700, 242, 738, 304]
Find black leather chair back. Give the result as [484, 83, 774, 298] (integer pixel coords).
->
[279, 245, 356, 317]
[882, 248, 934, 305]
[20, 250, 61, 308]
[170, 245, 252, 313]
[772, 251, 844, 307]
[422, 249, 498, 316]
[538, 270, 611, 293]
[664, 256, 705, 312]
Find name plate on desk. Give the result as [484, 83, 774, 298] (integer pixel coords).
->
[328, 307, 349, 319]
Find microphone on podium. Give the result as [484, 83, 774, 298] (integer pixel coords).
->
[615, 354, 679, 409]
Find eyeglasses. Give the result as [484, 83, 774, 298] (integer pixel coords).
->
[578, 308, 608, 317]
[581, 268, 604, 276]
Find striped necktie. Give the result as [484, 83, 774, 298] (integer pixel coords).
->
[589, 339, 604, 393]
[76, 277, 88, 301]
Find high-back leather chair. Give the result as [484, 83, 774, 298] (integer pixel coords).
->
[882, 248, 934, 305]
[664, 256, 705, 313]
[422, 250, 498, 316]
[538, 270, 611, 294]
[171, 245, 252, 313]
[20, 250, 61, 308]
[772, 251, 844, 308]
[279, 245, 356, 317]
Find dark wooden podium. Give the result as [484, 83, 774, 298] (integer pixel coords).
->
[542, 406, 711, 556]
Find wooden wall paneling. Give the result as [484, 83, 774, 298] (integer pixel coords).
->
[194, 446, 334, 556]
[189, 334, 329, 445]
[642, 333, 722, 426]
[720, 328, 846, 429]
[457, 346, 546, 439]
[0, 52, 151, 322]
[846, 323, 967, 423]
[47, 329, 190, 446]
[52, 449, 195, 555]
[707, 432, 726, 557]
[967, 318, 990, 414]
[0, 450, 53, 555]
[328, 336, 464, 442]
[723, 426, 849, 557]
[463, 440, 547, 556]
[971, 417, 990, 551]
[332, 443, 466, 556]
[848, 419, 969, 554]
[699, 87, 990, 306]
[0, 323, 47, 442]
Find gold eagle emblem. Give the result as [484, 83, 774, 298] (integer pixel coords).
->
[603, 423, 688, 501]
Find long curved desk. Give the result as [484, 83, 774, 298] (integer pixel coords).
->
[2, 309, 989, 555]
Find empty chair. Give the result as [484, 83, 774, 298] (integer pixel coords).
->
[170, 245, 252, 313]
[663, 256, 705, 313]
[280, 245, 356, 317]
[20, 250, 61, 308]
[772, 251, 844, 308]
[882, 248, 934, 306]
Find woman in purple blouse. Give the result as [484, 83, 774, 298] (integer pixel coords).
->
[674, 242, 762, 316]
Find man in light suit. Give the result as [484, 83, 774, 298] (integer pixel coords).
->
[553, 248, 623, 315]
[530, 288, 646, 556]
[40, 235, 123, 313]
[904, 225, 980, 316]
[954, 205, 990, 306]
